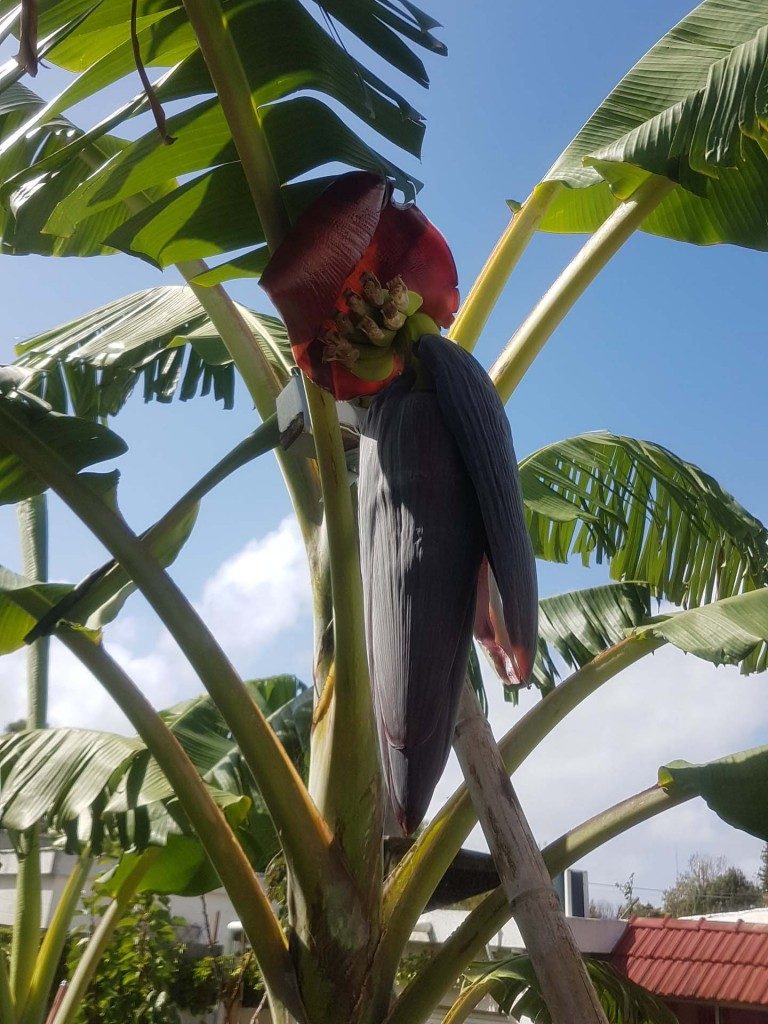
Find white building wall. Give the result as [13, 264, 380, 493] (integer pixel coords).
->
[0, 848, 72, 928]
[0, 842, 239, 937]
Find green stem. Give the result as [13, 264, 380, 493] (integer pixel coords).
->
[17, 496, 48, 728]
[380, 636, 659, 983]
[0, 948, 14, 1024]
[176, 261, 322, 539]
[11, 497, 49, 1008]
[490, 175, 675, 402]
[304, 381, 382, 895]
[19, 848, 92, 1024]
[276, 384, 382, 1024]
[177, 0, 329, 649]
[10, 812, 41, 1007]
[0, 399, 352, 941]
[56, 627, 305, 1022]
[386, 784, 688, 1024]
[442, 978, 496, 1024]
[30, 415, 281, 637]
[448, 182, 562, 352]
[544, 785, 686, 876]
[177, 262, 282, 415]
[176, 262, 331, 788]
[178, 0, 290, 252]
[49, 850, 160, 1024]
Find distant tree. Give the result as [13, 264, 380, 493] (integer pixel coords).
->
[588, 900, 617, 920]
[662, 854, 762, 917]
[759, 844, 768, 900]
[629, 901, 665, 919]
[2, 719, 26, 734]
[612, 873, 663, 919]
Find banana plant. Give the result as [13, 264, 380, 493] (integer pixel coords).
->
[2, 1, 768, 1023]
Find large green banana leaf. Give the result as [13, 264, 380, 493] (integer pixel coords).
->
[636, 584, 768, 673]
[520, 432, 768, 607]
[0, 727, 143, 831]
[537, 580, 768, 689]
[105, 677, 311, 813]
[0, 0, 443, 263]
[0, 82, 171, 258]
[0, 384, 127, 502]
[533, 576, 768, 692]
[12, 286, 292, 415]
[0, 675, 311, 886]
[539, 0, 768, 248]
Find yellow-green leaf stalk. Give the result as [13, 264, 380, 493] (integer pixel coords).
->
[449, 182, 562, 352]
[491, 175, 675, 401]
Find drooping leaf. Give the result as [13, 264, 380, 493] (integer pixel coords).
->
[101, 835, 224, 898]
[0, 565, 72, 655]
[659, 744, 768, 842]
[107, 676, 311, 812]
[539, 1, 768, 249]
[13, 286, 292, 416]
[0, 82, 172, 258]
[317, 0, 445, 85]
[520, 432, 768, 608]
[0, 389, 127, 503]
[636, 585, 768, 674]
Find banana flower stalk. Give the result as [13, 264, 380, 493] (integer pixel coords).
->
[262, 173, 537, 834]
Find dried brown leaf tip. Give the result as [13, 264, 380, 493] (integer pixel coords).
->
[17, 0, 39, 76]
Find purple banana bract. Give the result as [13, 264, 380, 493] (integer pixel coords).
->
[359, 336, 538, 833]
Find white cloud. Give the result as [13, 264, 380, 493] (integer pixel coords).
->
[6, 516, 314, 735]
[0, 649, 30, 728]
[0, 641, 143, 736]
[195, 516, 311, 659]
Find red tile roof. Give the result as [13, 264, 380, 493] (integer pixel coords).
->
[612, 917, 768, 1007]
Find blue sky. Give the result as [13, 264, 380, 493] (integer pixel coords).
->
[1, 0, 767, 906]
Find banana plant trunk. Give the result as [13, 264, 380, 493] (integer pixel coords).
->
[12, 496, 49, 1010]
[453, 683, 609, 1024]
